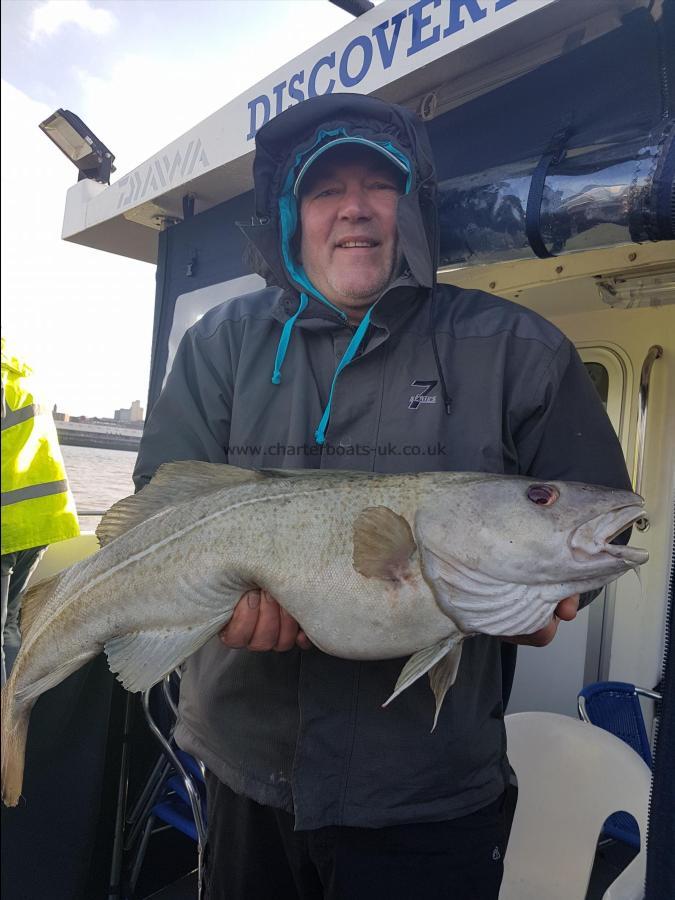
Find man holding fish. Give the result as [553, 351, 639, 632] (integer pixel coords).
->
[129, 94, 635, 899]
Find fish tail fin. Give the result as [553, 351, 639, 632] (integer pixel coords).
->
[1, 571, 71, 807]
[1, 678, 33, 807]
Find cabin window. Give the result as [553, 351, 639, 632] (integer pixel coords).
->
[583, 362, 609, 407]
[165, 274, 265, 387]
[578, 346, 628, 444]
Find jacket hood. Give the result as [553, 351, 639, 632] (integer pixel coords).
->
[1, 338, 32, 379]
[239, 93, 439, 301]
[238, 94, 443, 446]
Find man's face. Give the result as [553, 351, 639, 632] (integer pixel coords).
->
[298, 151, 403, 321]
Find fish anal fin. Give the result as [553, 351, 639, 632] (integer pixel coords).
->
[429, 643, 463, 731]
[353, 506, 417, 582]
[97, 461, 265, 546]
[19, 572, 63, 639]
[104, 616, 229, 693]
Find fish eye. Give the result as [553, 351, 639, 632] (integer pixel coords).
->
[527, 484, 560, 506]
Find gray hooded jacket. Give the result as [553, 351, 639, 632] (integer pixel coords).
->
[134, 93, 630, 830]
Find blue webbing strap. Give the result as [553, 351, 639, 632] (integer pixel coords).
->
[525, 123, 572, 259]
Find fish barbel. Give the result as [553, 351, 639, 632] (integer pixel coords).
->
[1, 461, 648, 806]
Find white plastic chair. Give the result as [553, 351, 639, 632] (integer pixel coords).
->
[500, 711, 651, 900]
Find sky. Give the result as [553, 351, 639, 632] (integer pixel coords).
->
[0, 0, 366, 418]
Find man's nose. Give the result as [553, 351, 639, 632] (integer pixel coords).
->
[338, 187, 372, 219]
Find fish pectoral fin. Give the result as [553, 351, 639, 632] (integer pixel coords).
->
[429, 643, 463, 732]
[383, 634, 462, 709]
[353, 506, 417, 581]
[97, 461, 266, 546]
[104, 616, 228, 692]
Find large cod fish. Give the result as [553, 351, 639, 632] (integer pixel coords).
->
[2, 462, 648, 806]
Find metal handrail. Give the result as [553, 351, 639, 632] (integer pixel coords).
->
[634, 686, 663, 702]
[632, 345, 663, 531]
[577, 686, 662, 723]
[162, 673, 179, 719]
[139, 687, 206, 899]
[141, 690, 206, 844]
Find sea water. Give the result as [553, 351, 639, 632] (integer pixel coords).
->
[61, 445, 137, 524]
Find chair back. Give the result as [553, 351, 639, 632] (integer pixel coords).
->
[578, 681, 656, 766]
[500, 712, 651, 900]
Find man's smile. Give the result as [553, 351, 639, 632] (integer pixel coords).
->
[334, 236, 381, 250]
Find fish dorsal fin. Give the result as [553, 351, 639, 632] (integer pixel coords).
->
[96, 460, 264, 546]
[353, 506, 417, 581]
[262, 467, 370, 479]
[19, 572, 64, 639]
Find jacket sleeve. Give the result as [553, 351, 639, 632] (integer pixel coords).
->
[134, 322, 233, 491]
[514, 339, 631, 490]
[513, 338, 633, 608]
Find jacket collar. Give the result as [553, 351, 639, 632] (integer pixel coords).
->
[270, 270, 426, 339]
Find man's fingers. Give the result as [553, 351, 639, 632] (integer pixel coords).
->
[220, 590, 310, 652]
[220, 589, 263, 648]
[220, 589, 282, 651]
[246, 590, 282, 651]
[524, 616, 560, 647]
[556, 593, 580, 621]
[296, 629, 312, 650]
[502, 616, 560, 647]
[276, 606, 301, 652]
[502, 593, 580, 647]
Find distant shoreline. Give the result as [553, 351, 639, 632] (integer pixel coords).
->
[56, 425, 141, 452]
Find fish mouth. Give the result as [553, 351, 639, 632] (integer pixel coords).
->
[570, 504, 649, 566]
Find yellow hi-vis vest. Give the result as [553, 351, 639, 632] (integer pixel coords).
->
[1, 340, 80, 555]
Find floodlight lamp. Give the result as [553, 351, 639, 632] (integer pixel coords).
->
[329, 0, 374, 17]
[39, 109, 116, 184]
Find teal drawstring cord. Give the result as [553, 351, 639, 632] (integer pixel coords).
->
[314, 306, 374, 445]
[272, 292, 309, 384]
[271, 291, 374, 445]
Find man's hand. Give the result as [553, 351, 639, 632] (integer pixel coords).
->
[219, 589, 312, 652]
[502, 593, 580, 647]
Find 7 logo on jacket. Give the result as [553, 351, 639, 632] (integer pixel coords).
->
[409, 380, 438, 410]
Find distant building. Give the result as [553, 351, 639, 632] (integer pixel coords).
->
[114, 400, 144, 423]
[130, 400, 144, 422]
[52, 403, 69, 422]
